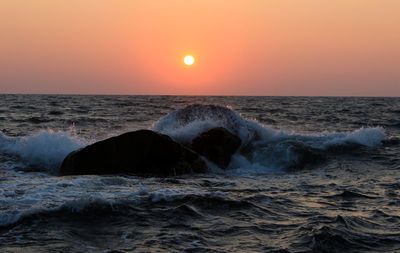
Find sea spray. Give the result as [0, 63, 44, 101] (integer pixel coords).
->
[0, 129, 87, 170]
[0, 104, 386, 173]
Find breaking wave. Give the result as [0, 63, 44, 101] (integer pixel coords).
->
[154, 104, 385, 148]
[0, 129, 87, 170]
[153, 104, 386, 172]
[0, 104, 386, 173]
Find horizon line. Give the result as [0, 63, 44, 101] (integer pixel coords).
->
[0, 93, 399, 98]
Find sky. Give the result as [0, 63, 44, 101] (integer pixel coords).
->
[0, 0, 399, 96]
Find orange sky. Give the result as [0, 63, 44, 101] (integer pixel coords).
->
[0, 0, 399, 96]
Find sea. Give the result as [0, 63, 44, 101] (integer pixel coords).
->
[0, 95, 399, 253]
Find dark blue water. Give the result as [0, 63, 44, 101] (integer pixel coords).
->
[0, 95, 399, 252]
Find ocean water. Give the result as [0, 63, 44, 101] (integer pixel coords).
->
[0, 95, 399, 252]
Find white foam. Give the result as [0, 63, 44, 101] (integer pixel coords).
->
[152, 104, 274, 144]
[153, 104, 386, 149]
[153, 104, 387, 173]
[0, 105, 388, 176]
[318, 127, 386, 148]
[0, 130, 87, 170]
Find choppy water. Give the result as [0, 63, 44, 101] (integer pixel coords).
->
[0, 95, 400, 252]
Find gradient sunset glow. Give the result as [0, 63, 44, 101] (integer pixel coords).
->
[0, 0, 399, 96]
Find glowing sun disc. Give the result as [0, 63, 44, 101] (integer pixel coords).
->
[184, 55, 195, 66]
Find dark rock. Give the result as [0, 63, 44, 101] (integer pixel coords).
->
[60, 130, 208, 176]
[191, 127, 241, 169]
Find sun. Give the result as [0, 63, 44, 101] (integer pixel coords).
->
[184, 55, 195, 66]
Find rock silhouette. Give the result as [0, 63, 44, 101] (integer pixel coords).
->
[60, 130, 208, 176]
[191, 127, 241, 169]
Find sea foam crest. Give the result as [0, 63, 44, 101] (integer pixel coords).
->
[0, 130, 86, 169]
[153, 104, 386, 172]
[318, 127, 387, 148]
[153, 104, 386, 148]
[153, 104, 276, 144]
[0, 104, 387, 174]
